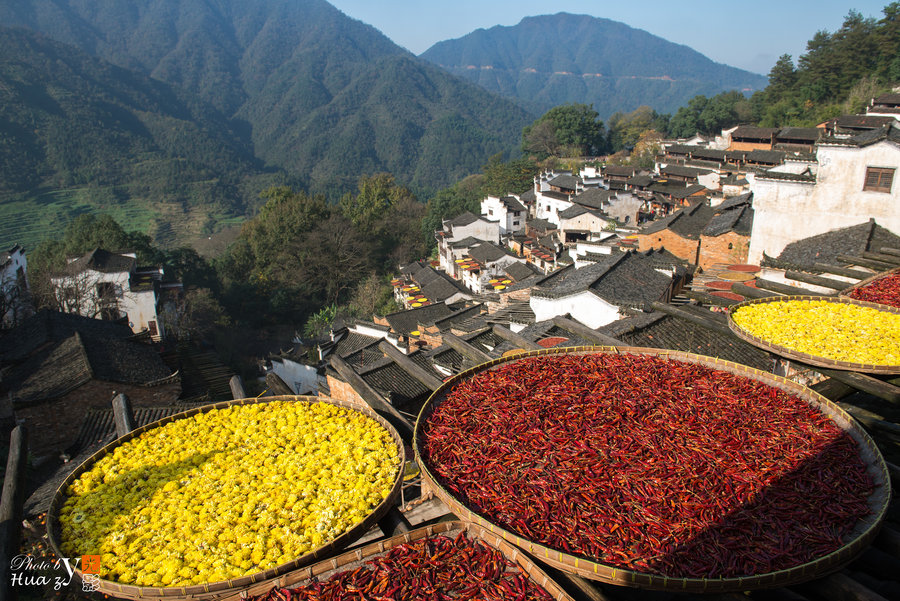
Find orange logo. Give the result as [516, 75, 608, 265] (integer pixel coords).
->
[81, 555, 101, 574]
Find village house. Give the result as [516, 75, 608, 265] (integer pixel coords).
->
[636, 201, 714, 265]
[480, 194, 527, 234]
[1, 244, 31, 327]
[529, 250, 686, 329]
[748, 123, 900, 263]
[866, 92, 900, 118]
[728, 126, 779, 151]
[435, 213, 500, 273]
[696, 194, 755, 270]
[50, 248, 181, 340]
[0, 310, 180, 456]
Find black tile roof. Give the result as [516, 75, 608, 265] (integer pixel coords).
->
[777, 127, 823, 142]
[385, 302, 457, 335]
[731, 126, 778, 140]
[520, 189, 537, 203]
[468, 241, 510, 264]
[757, 170, 816, 183]
[663, 144, 695, 156]
[766, 219, 900, 271]
[626, 175, 654, 188]
[400, 260, 428, 276]
[661, 165, 712, 178]
[433, 303, 485, 331]
[873, 93, 900, 106]
[573, 188, 615, 210]
[62, 248, 136, 275]
[531, 251, 674, 311]
[604, 165, 639, 176]
[744, 149, 786, 164]
[505, 261, 541, 281]
[539, 190, 571, 201]
[831, 115, 895, 130]
[690, 148, 727, 161]
[526, 218, 556, 232]
[421, 274, 470, 303]
[548, 174, 580, 190]
[450, 236, 482, 249]
[558, 205, 591, 219]
[330, 330, 381, 358]
[500, 196, 527, 211]
[702, 203, 754, 237]
[445, 212, 481, 227]
[596, 312, 773, 370]
[359, 357, 431, 410]
[640, 201, 714, 239]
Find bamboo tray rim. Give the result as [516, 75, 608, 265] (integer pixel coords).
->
[46, 395, 406, 601]
[726, 295, 900, 374]
[212, 520, 576, 601]
[413, 346, 890, 593]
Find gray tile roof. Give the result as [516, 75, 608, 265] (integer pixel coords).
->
[603, 165, 639, 177]
[745, 149, 786, 164]
[500, 196, 527, 211]
[703, 202, 754, 238]
[573, 188, 615, 210]
[640, 201, 714, 239]
[731, 126, 778, 140]
[526, 218, 556, 232]
[450, 236, 482, 249]
[505, 261, 541, 282]
[777, 127, 823, 142]
[873, 93, 900, 105]
[445, 212, 480, 227]
[766, 219, 900, 271]
[548, 174, 580, 190]
[421, 274, 470, 302]
[468, 241, 509, 264]
[661, 165, 712, 178]
[558, 205, 590, 219]
[385, 302, 457, 335]
[62, 248, 136, 275]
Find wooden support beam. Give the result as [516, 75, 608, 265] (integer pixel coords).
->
[683, 289, 739, 307]
[650, 302, 733, 337]
[813, 262, 873, 280]
[815, 368, 900, 406]
[112, 393, 136, 438]
[861, 251, 900, 266]
[378, 341, 444, 391]
[879, 247, 900, 257]
[785, 270, 852, 291]
[377, 507, 412, 537]
[811, 377, 855, 401]
[491, 324, 542, 351]
[442, 331, 492, 364]
[731, 282, 775, 299]
[754, 278, 825, 296]
[265, 372, 294, 396]
[799, 572, 889, 601]
[551, 315, 622, 346]
[838, 402, 900, 438]
[329, 355, 414, 442]
[229, 375, 246, 400]
[837, 254, 896, 271]
[0, 425, 28, 601]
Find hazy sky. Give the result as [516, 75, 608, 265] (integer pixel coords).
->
[327, 1, 891, 75]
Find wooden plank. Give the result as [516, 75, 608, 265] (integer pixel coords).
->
[112, 393, 136, 438]
[0, 425, 28, 601]
[815, 367, 900, 406]
[813, 262, 873, 280]
[378, 341, 444, 391]
[731, 282, 776, 299]
[799, 572, 889, 601]
[785, 270, 852, 291]
[861, 251, 900, 266]
[838, 402, 900, 438]
[879, 247, 900, 257]
[229, 375, 247, 400]
[265, 372, 294, 396]
[837, 254, 897, 271]
[329, 355, 414, 442]
[491, 324, 543, 351]
[754, 278, 825, 296]
[550, 315, 622, 346]
[442, 331, 492, 364]
[682, 289, 739, 307]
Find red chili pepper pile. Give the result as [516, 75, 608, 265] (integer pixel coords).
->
[848, 271, 900, 307]
[248, 532, 554, 600]
[423, 354, 875, 578]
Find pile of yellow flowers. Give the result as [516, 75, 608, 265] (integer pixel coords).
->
[731, 299, 900, 365]
[58, 401, 400, 588]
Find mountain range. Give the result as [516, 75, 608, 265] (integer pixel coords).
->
[421, 13, 768, 117]
[0, 1, 767, 249]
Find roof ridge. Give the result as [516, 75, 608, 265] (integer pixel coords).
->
[72, 331, 95, 380]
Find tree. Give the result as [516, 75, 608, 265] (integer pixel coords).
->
[339, 173, 415, 231]
[522, 104, 606, 158]
[767, 54, 797, 102]
[165, 288, 230, 342]
[630, 130, 663, 169]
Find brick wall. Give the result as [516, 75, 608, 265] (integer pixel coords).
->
[16, 379, 181, 457]
[325, 374, 367, 407]
[637, 231, 701, 265]
[698, 233, 751, 270]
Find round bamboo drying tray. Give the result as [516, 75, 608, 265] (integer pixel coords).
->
[213, 521, 575, 601]
[414, 347, 890, 593]
[727, 295, 900, 374]
[839, 266, 900, 307]
[46, 395, 405, 601]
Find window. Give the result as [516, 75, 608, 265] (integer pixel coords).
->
[864, 167, 895, 193]
[728, 243, 734, 250]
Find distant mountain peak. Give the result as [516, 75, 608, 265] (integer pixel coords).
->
[421, 13, 767, 117]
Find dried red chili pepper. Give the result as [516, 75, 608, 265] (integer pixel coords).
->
[848, 271, 900, 307]
[247, 532, 553, 601]
[423, 354, 875, 579]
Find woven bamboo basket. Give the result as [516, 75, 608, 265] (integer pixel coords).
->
[838, 266, 900, 306]
[212, 520, 575, 601]
[46, 395, 405, 601]
[727, 295, 900, 374]
[413, 346, 890, 593]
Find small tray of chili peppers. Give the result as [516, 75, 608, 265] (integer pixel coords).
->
[228, 521, 574, 601]
[414, 347, 890, 593]
[840, 266, 900, 309]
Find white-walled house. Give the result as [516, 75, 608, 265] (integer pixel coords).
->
[481, 195, 527, 234]
[51, 248, 179, 339]
[436, 212, 501, 273]
[748, 124, 900, 263]
[1, 244, 31, 326]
